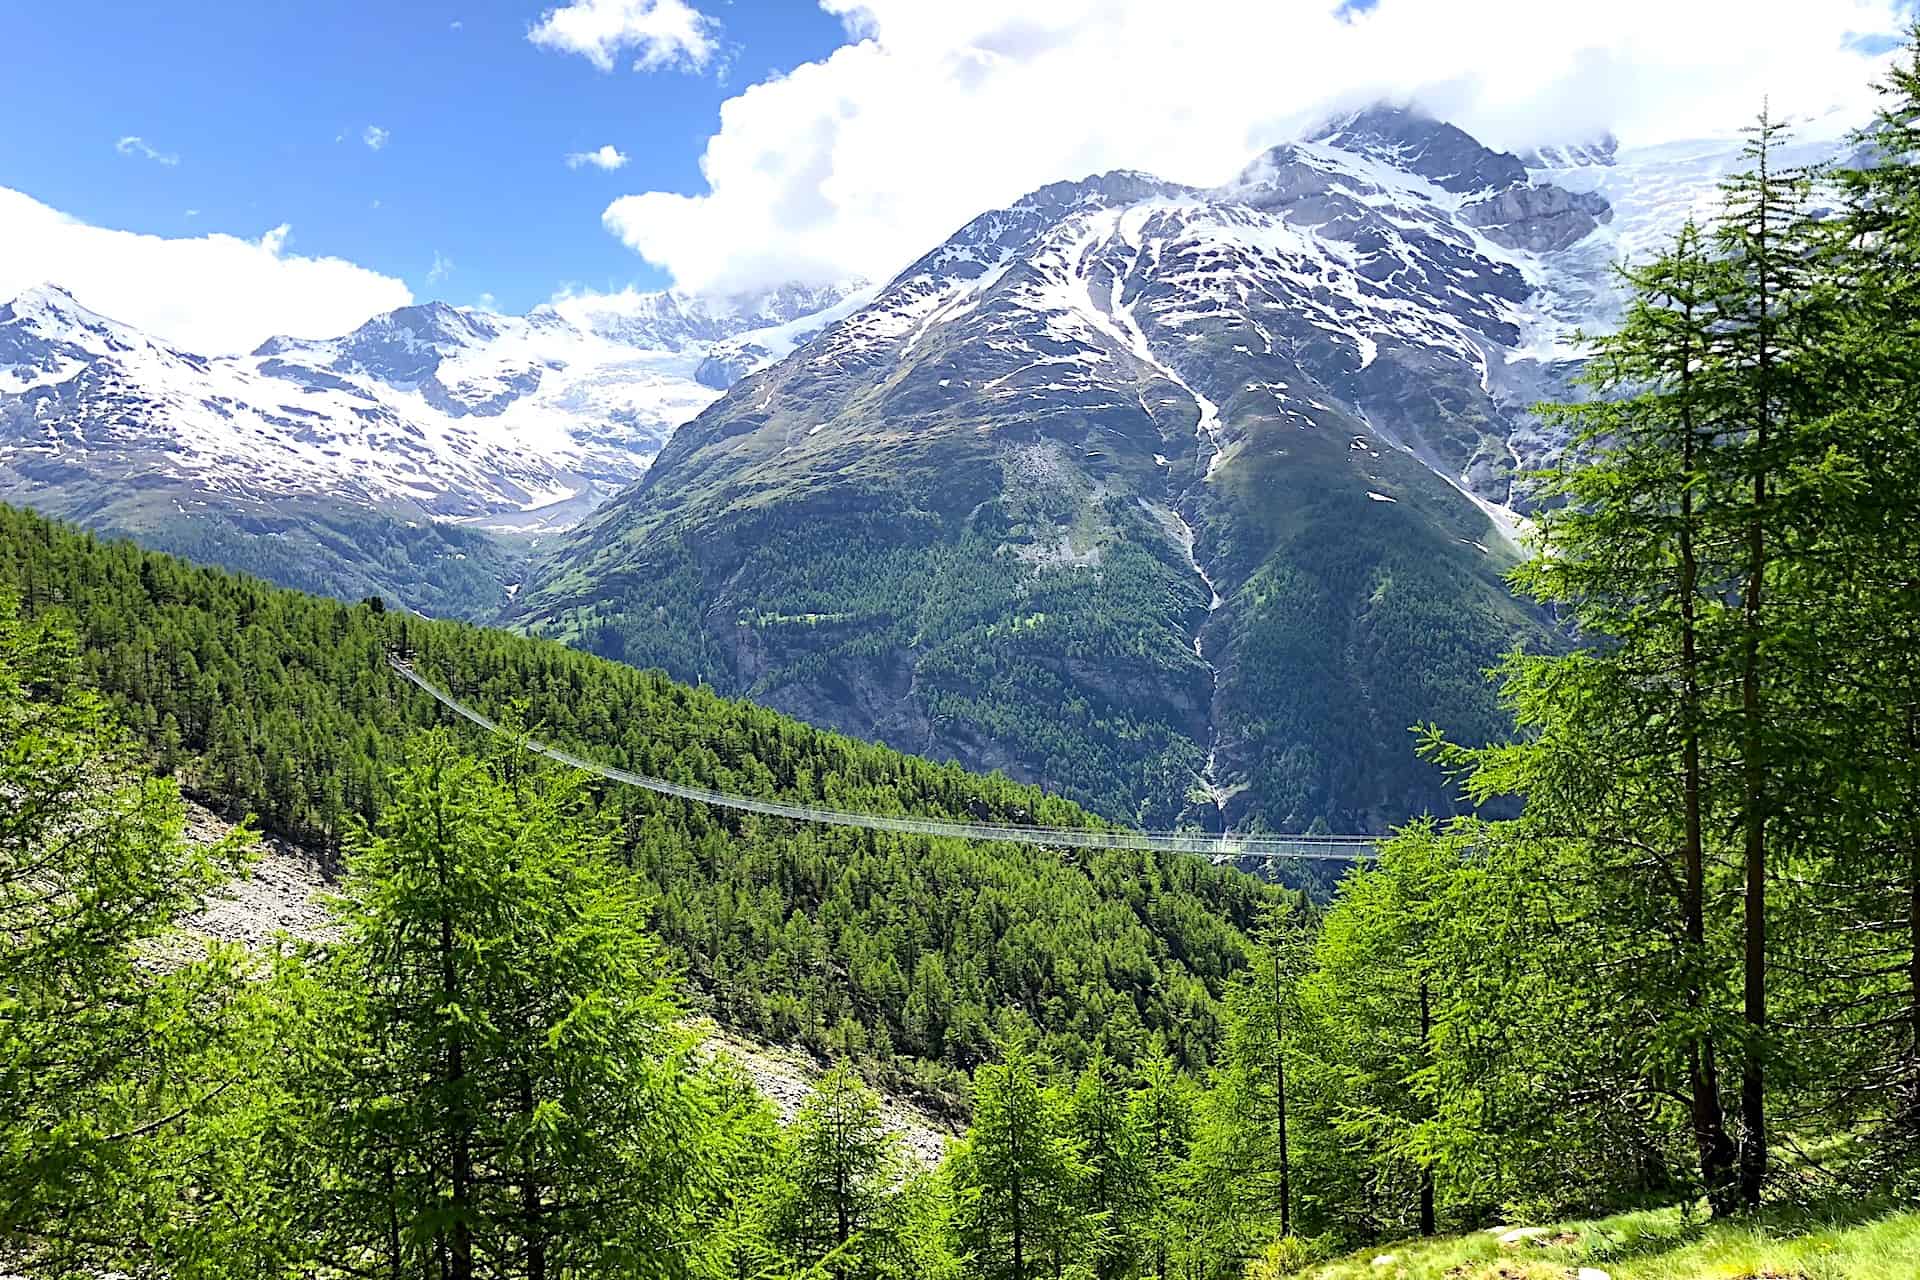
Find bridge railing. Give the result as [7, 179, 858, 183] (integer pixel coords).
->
[388, 657, 1378, 863]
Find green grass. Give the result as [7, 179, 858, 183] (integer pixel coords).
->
[1289, 1203, 1920, 1280]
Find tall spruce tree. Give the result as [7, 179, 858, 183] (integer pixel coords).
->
[1808, 34, 1920, 1160]
[775, 1061, 905, 1279]
[947, 1042, 1089, 1280]
[1063, 1053, 1143, 1280]
[292, 734, 726, 1278]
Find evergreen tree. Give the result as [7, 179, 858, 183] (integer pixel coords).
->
[1063, 1054, 1143, 1280]
[1299, 824, 1454, 1237]
[775, 1062, 905, 1279]
[1802, 34, 1920, 1162]
[947, 1042, 1089, 1280]
[0, 597, 256, 1273]
[292, 734, 726, 1278]
[1127, 1049, 1196, 1280]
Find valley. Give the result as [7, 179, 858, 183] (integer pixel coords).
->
[0, 107, 1847, 840]
[4, 25, 1917, 1272]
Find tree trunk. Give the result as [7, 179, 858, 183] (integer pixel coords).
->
[1738, 499, 1768, 1211]
[1678, 375, 1738, 1213]
[438, 804, 475, 1280]
[1272, 948, 1291, 1239]
[1418, 979, 1435, 1237]
[522, 1074, 546, 1280]
[385, 1155, 402, 1278]
[1905, 699, 1920, 1130]
[1010, 1106, 1025, 1280]
[1736, 121, 1775, 1213]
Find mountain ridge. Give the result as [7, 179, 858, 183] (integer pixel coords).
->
[0, 277, 868, 613]
[511, 104, 1621, 835]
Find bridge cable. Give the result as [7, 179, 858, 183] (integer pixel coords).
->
[389, 657, 1377, 862]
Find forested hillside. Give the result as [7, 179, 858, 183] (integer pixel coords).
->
[512, 112, 1568, 838]
[0, 501, 1279, 1095]
[8, 41, 1920, 1280]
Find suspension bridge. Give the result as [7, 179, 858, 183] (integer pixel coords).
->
[389, 656, 1379, 864]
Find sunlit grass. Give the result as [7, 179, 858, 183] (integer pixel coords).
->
[1290, 1202, 1920, 1280]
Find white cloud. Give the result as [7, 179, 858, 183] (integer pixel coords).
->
[115, 135, 179, 167]
[0, 186, 412, 354]
[600, 0, 1906, 295]
[427, 251, 454, 285]
[529, 0, 719, 73]
[363, 124, 390, 151]
[566, 143, 631, 170]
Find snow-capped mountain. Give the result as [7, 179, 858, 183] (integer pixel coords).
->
[0, 279, 866, 612]
[515, 105, 1836, 836]
[0, 281, 867, 525]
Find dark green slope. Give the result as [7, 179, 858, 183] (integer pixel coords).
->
[515, 324, 1551, 839]
[0, 503, 1278, 1097]
[1199, 408, 1540, 832]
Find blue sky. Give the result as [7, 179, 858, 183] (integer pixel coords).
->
[0, 1, 848, 313]
[0, 1, 1905, 353]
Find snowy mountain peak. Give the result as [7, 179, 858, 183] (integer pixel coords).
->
[0, 283, 174, 394]
[0, 272, 866, 538]
[555, 280, 869, 352]
[1312, 103, 1529, 194]
[2, 283, 138, 343]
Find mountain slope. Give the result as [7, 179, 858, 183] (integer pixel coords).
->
[0, 281, 866, 616]
[516, 107, 1594, 834]
[0, 501, 1278, 1092]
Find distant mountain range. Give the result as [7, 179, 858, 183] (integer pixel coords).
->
[0, 104, 1851, 832]
[0, 278, 869, 613]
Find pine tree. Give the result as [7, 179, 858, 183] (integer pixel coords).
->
[1475, 217, 1748, 1210]
[1198, 900, 1315, 1245]
[1297, 823, 1457, 1237]
[1063, 1053, 1143, 1280]
[1705, 110, 1829, 1206]
[1127, 1049, 1195, 1280]
[776, 1061, 905, 1279]
[293, 734, 725, 1277]
[947, 1042, 1088, 1280]
[0, 597, 256, 1271]
[1804, 33, 1920, 1158]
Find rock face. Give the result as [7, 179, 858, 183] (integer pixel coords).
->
[1314, 104, 1529, 192]
[513, 105, 1612, 834]
[1461, 181, 1613, 252]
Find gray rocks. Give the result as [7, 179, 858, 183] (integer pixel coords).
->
[695, 343, 770, 390]
[1461, 181, 1613, 252]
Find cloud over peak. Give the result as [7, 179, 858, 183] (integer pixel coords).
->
[600, 0, 1905, 296]
[0, 187, 411, 354]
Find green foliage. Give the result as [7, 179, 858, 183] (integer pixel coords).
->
[0, 596, 259, 1274]
[285, 734, 729, 1277]
[948, 1040, 1094, 1280]
[9, 484, 521, 620]
[0, 501, 1279, 1090]
[768, 1061, 911, 1278]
